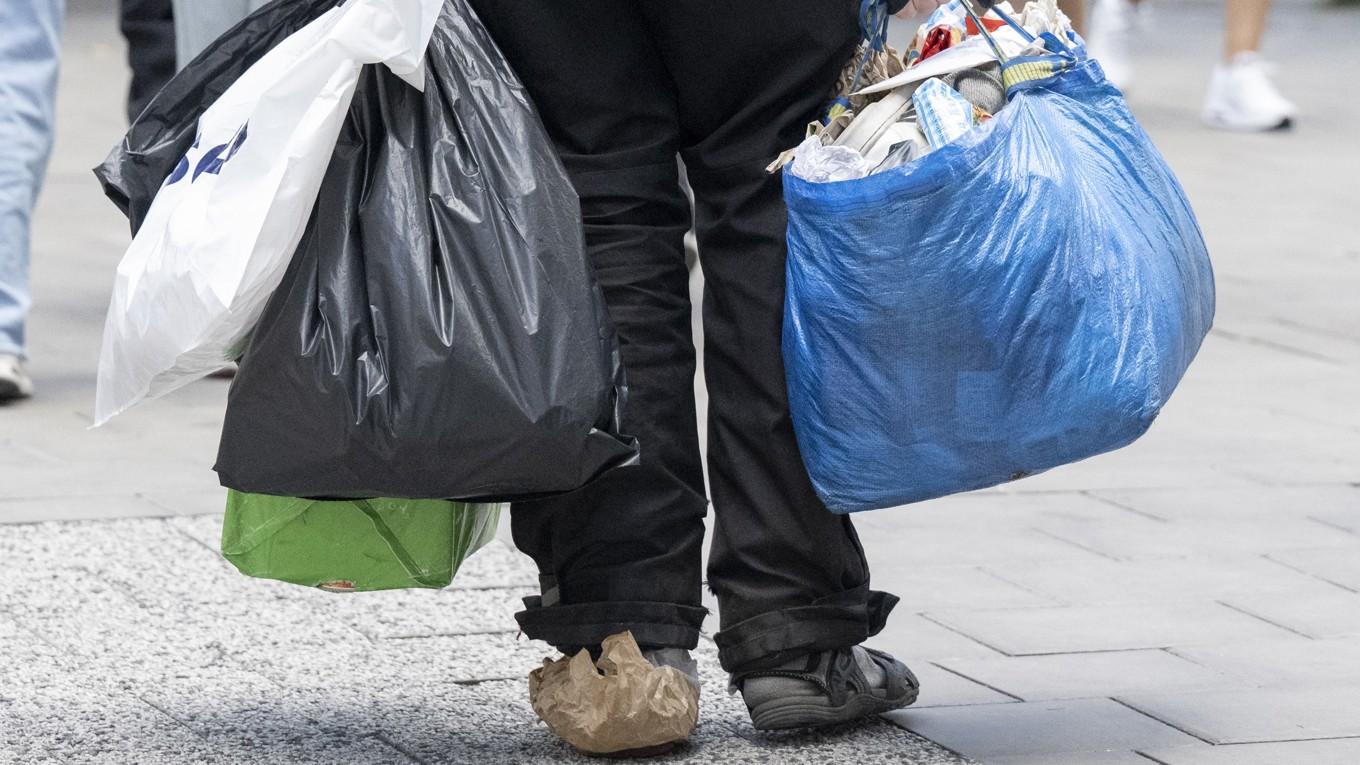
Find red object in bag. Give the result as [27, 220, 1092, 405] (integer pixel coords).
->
[966, 16, 1008, 35]
[918, 24, 955, 63]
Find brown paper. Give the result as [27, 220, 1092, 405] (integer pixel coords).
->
[528, 631, 699, 755]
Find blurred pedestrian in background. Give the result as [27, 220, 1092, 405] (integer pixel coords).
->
[1060, 0, 1296, 130]
[120, 0, 175, 123]
[172, 0, 270, 68]
[0, 0, 63, 401]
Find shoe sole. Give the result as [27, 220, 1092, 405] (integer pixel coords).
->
[1202, 110, 1293, 132]
[748, 685, 920, 731]
[0, 379, 28, 402]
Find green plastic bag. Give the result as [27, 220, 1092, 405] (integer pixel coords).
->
[222, 491, 501, 592]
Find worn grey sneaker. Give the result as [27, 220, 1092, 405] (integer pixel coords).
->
[642, 646, 701, 697]
[0, 355, 34, 402]
[734, 645, 919, 731]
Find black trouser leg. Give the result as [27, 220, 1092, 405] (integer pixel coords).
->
[644, 2, 897, 672]
[469, 0, 896, 672]
[119, 0, 175, 123]
[472, 0, 709, 652]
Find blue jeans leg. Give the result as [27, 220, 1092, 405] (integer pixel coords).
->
[0, 0, 62, 359]
[171, 0, 271, 69]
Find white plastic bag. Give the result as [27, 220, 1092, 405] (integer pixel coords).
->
[94, 0, 443, 425]
[789, 136, 875, 183]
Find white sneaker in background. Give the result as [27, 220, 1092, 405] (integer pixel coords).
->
[0, 354, 34, 402]
[1202, 52, 1297, 132]
[1088, 0, 1138, 91]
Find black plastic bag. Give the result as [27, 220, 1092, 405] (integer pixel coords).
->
[95, 0, 343, 233]
[211, 0, 637, 500]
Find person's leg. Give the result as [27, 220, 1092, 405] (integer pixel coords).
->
[0, 0, 63, 371]
[118, 0, 175, 122]
[1204, 0, 1293, 130]
[1085, 0, 1142, 89]
[170, 0, 251, 68]
[467, 0, 709, 653]
[1225, 0, 1271, 59]
[639, 0, 898, 677]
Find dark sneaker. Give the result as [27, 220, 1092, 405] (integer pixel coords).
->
[734, 645, 919, 731]
[642, 646, 701, 697]
[0, 355, 34, 402]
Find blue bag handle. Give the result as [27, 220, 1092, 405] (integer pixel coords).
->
[824, 0, 894, 121]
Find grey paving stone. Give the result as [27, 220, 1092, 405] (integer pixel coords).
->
[1091, 486, 1360, 523]
[1032, 512, 1360, 560]
[210, 737, 417, 765]
[139, 488, 230, 518]
[0, 683, 222, 765]
[1220, 586, 1360, 638]
[1170, 637, 1360, 688]
[937, 650, 1245, 702]
[856, 491, 1127, 530]
[924, 603, 1297, 656]
[987, 750, 1162, 765]
[235, 632, 555, 689]
[886, 698, 1201, 760]
[1309, 504, 1360, 536]
[1269, 547, 1360, 591]
[856, 523, 1108, 568]
[992, 452, 1253, 493]
[869, 613, 1008, 663]
[1141, 738, 1360, 765]
[981, 554, 1327, 606]
[913, 663, 1018, 708]
[314, 585, 533, 640]
[862, 563, 1058, 611]
[1119, 685, 1360, 744]
[0, 493, 171, 523]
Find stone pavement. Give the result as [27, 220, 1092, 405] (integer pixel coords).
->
[3, 1, 1359, 763]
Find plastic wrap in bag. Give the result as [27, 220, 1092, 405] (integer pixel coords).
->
[212, 0, 637, 500]
[783, 50, 1215, 513]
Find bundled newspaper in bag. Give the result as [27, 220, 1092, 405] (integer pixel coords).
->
[94, 0, 445, 425]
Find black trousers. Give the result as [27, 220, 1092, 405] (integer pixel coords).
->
[119, 0, 176, 123]
[467, 0, 897, 674]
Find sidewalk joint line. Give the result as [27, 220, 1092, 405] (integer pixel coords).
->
[369, 732, 431, 765]
[1306, 515, 1360, 538]
[1030, 527, 1126, 562]
[916, 613, 1015, 656]
[1209, 328, 1340, 364]
[1081, 491, 1170, 523]
[928, 661, 1025, 702]
[134, 695, 212, 741]
[1109, 697, 1216, 745]
[1214, 600, 1316, 639]
[1260, 554, 1360, 594]
[976, 566, 1066, 604]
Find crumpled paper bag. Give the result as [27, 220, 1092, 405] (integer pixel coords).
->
[528, 631, 699, 755]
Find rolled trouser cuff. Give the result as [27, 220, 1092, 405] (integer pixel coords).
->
[715, 587, 899, 674]
[515, 596, 709, 652]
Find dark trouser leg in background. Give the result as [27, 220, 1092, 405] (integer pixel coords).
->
[118, 0, 175, 123]
[470, 0, 896, 673]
